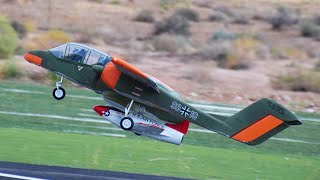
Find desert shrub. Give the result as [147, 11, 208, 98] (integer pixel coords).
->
[88, 0, 104, 3]
[134, 10, 155, 23]
[272, 71, 320, 93]
[197, 42, 231, 61]
[1, 60, 21, 78]
[0, 16, 19, 59]
[213, 5, 234, 17]
[10, 20, 27, 38]
[233, 15, 251, 25]
[196, 34, 260, 70]
[270, 6, 298, 30]
[23, 30, 71, 51]
[315, 61, 320, 71]
[76, 29, 103, 43]
[173, 8, 199, 22]
[217, 53, 250, 70]
[193, 0, 211, 8]
[24, 21, 37, 32]
[300, 19, 320, 40]
[210, 28, 236, 42]
[312, 15, 320, 25]
[154, 14, 190, 36]
[208, 11, 228, 22]
[160, 0, 178, 10]
[151, 34, 190, 53]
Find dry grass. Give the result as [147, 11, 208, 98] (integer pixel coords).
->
[150, 34, 190, 53]
[300, 18, 320, 41]
[23, 30, 71, 51]
[270, 6, 299, 30]
[154, 14, 190, 36]
[272, 70, 320, 93]
[0, 60, 22, 79]
[208, 11, 229, 22]
[134, 10, 155, 23]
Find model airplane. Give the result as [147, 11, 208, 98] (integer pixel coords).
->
[24, 43, 301, 145]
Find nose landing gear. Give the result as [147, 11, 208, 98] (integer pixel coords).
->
[53, 76, 66, 100]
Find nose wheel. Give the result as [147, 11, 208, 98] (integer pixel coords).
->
[53, 87, 65, 100]
[53, 76, 66, 100]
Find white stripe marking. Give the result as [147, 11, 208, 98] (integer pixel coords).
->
[0, 111, 109, 124]
[191, 103, 242, 111]
[63, 130, 126, 137]
[0, 88, 102, 100]
[78, 113, 100, 118]
[0, 172, 46, 180]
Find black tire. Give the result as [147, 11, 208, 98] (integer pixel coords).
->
[120, 117, 134, 130]
[52, 87, 66, 100]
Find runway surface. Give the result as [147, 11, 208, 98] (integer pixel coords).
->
[0, 161, 190, 180]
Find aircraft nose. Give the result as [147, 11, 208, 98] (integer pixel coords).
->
[93, 106, 110, 116]
[24, 51, 43, 66]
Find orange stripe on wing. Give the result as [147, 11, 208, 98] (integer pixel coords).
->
[231, 115, 283, 143]
[112, 57, 148, 79]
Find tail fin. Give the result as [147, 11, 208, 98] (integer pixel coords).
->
[208, 98, 301, 145]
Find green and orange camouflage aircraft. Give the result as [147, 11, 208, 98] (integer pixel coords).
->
[24, 42, 301, 145]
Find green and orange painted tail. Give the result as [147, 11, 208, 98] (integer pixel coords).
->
[206, 98, 301, 145]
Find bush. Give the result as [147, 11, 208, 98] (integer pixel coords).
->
[233, 15, 251, 25]
[154, 14, 190, 36]
[173, 8, 199, 22]
[213, 5, 234, 17]
[193, 0, 211, 8]
[134, 10, 155, 23]
[315, 61, 320, 71]
[24, 21, 37, 32]
[270, 6, 298, 30]
[151, 34, 189, 53]
[88, 0, 104, 3]
[23, 30, 71, 51]
[0, 16, 19, 59]
[272, 71, 320, 93]
[208, 11, 228, 22]
[1, 60, 21, 78]
[312, 15, 320, 25]
[160, 0, 177, 10]
[210, 28, 236, 42]
[197, 42, 231, 61]
[10, 20, 27, 38]
[300, 19, 320, 40]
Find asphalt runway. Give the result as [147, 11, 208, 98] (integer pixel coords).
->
[0, 161, 190, 180]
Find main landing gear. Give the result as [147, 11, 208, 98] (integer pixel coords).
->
[52, 76, 66, 100]
[120, 100, 134, 131]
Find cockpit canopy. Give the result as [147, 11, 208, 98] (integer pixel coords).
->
[49, 43, 111, 66]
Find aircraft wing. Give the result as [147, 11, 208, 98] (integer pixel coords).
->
[112, 57, 159, 93]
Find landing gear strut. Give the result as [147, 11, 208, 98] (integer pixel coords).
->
[124, 100, 134, 117]
[52, 76, 66, 100]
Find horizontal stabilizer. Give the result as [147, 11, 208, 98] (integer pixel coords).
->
[205, 98, 302, 145]
[228, 98, 301, 145]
